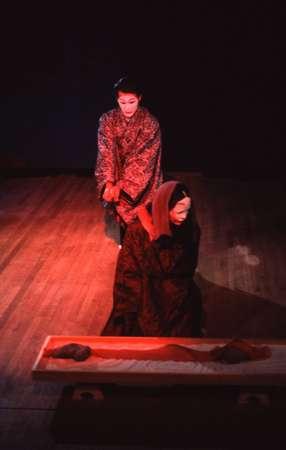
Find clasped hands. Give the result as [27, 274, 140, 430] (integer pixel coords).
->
[103, 182, 121, 203]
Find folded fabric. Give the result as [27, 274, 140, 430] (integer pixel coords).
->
[210, 339, 271, 364]
[44, 343, 92, 361]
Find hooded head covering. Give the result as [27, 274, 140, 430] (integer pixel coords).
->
[152, 181, 191, 240]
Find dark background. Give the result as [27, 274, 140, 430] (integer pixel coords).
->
[1, 2, 285, 177]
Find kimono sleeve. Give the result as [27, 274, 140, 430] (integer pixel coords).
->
[95, 113, 116, 197]
[120, 118, 162, 205]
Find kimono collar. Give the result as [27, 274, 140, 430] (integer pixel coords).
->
[152, 181, 179, 240]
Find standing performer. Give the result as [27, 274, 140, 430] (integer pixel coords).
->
[95, 77, 162, 242]
[101, 181, 203, 337]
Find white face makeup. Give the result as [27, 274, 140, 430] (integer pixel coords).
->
[117, 91, 141, 119]
[169, 196, 191, 225]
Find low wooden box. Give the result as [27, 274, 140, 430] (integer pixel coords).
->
[32, 336, 286, 446]
[32, 335, 286, 386]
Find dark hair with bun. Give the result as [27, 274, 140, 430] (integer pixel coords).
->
[113, 76, 142, 98]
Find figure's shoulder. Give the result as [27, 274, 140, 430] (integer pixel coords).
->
[140, 107, 160, 129]
[99, 108, 120, 124]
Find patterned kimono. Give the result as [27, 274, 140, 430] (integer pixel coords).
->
[101, 217, 202, 337]
[95, 106, 162, 224]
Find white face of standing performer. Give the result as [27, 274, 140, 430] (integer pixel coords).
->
[117, 91, 141, 119]
[169, 196, 191, 226]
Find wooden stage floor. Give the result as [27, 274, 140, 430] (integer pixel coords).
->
[0, 171, 286, 449]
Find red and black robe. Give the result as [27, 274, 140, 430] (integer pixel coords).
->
[95, 106, 162, 224]
[102, 216, 202, 337]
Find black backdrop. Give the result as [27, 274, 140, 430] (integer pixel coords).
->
[1, 2, 285, 177]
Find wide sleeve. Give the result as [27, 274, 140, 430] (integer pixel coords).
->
[120, 117, 162, 205]
[94, 113, 116, 197]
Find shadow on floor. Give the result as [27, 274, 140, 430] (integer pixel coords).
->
[196, 272, 286, 339]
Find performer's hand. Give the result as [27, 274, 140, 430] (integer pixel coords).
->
[103, 182, 114, 202]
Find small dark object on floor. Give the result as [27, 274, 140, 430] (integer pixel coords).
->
[215, 345, 252, 364]
[211, 339, 271, 364]
[44, 343, 92, 361]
